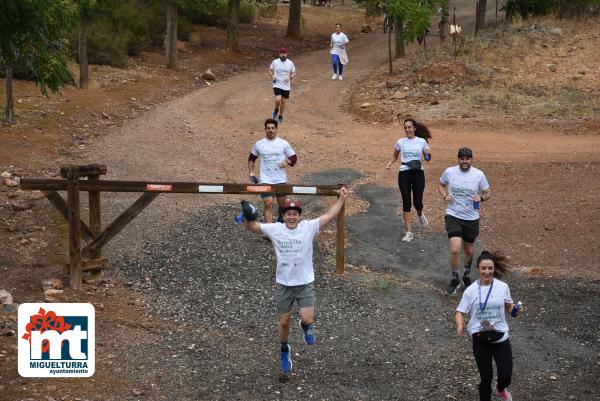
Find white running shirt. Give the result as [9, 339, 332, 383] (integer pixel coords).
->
[260, 219, 321, 286]
[330, 33, 349, 55]
[439, 166, 489, 221]
[270, 59, 296, 91]
[457, 279, 513, 342]
[251, 137, 296, 184]
[394, 137, 430, 172]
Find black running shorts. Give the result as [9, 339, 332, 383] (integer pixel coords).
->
[273, 87, 290, 99]
[444, 214, 479, 243]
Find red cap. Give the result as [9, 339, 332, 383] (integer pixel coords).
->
[281, 199, 302, 214]
[279, 48, 288, 54]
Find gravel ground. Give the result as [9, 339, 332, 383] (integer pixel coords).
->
[111, 211, 599, 400]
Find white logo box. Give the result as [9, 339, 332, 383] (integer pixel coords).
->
[18, 303, 95, 377]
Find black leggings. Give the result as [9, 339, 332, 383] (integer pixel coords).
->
[397, 170, 425, 212]
[472, 337, 513, 401]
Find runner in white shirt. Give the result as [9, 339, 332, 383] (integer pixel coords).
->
[268, 48, 296, 123]
[329, 23, 349, 80]
[242, 187, 350, 374]
[456, 250, 523, 401]
[248, 118, 297, 223]
[385, 118, 432, 243]
[438, 147, 491, 295]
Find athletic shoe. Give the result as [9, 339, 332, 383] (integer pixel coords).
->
[401, 231, 414, 242]
[418, 214, 429, 227]
[496, 387, 513, 401]
[272, 110, 278, 119]
[278, 115, 283, 123]
[338, 75, 343, 80]
[462, 273, 472, 288]
[332, 74, 338, 80]
[281, 345, 293, 373]
[299, 320, 316, 345]
[447, 276, 460, 295]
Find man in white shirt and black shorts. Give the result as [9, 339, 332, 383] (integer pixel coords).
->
[241, 187, 350, 373]
[248, 118, 297, 223]
[438, 147, 491, 295]
[269, 48, 296, 124]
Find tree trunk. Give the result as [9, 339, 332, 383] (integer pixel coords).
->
[475, 0, 487, 35]
[394, 17, 404, 59]
[365, 1, 377, 20]
[227, 0, 241, 52]
[388, 26, 393, 74]
[286, 0, 302, 39]
[78, 16, 89, 89]
[5, 63, 14, 124]
[166, 1, 178, 69]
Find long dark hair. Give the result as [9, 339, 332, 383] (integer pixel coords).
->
[476, 250, 510, 278]
[404, 117, 432, 142]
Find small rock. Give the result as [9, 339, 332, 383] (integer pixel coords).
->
[360, 103, 372, 108]
[549, 375, 557, 380]
[547, 64, 556, 72]
[101, 112, 110, 119]
[0, 290, 13, 305]
[0, 171, 10, 178]
[550, 27, 563, 35]
[132, 388, 144, 396]
[41, 279, 63, 291]
[391, 90, 408, 100]
[3, 178, 18, 187]
[1, 303, 18, 314]
[43, 289, 63, 296]
[201, 69, 216, 81]
[9, 201, 32, 212]
[361, 24, 373, 33]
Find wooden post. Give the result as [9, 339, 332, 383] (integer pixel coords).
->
[66, 167, 82, 290]
[88, 175, 102, 280]
[336, 203, 345, 274]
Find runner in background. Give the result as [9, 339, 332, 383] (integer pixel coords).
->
[438, 147, 491, 295]
[329, 23, 349, 80]
[386, 117, 432, 243]
[269, 48, 296, 123]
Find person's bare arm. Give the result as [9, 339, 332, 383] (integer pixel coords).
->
[319, 187, 350, 229]
[455, 312, 465, 336]
[438, 182, 452, 202]
[474, 188, 491, 203]
[243, 220, 262, 234]
[385, 149, 400, 169]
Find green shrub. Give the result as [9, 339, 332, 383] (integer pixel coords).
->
[183, 0, 255, 28]
[257, 2, 277, 18]
[86, 31, 126, 67]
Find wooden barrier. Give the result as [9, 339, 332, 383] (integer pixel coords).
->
[21, 165, 347, 289]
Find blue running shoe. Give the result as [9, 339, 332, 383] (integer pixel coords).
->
[299, 320, 316, 346]
[278, 115, 283, 123]
[280, 345, 293, 373]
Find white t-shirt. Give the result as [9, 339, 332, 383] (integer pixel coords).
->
[260, 219, 321, 286]
[394, 137, 430, 172]
[439, 166, 489, 221]
[270, 59, 295, 91]
[251, 137, 296, 184]
[330, 33, 349, 54]
[457, 279, 513, 342]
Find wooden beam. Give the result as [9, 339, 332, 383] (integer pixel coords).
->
[43, 190, 95, 244]
[88, 176, 102, 257]
[66, 168, 82, 290]
[336, 203, 345, 275]
[81, 193, 159, 259]
[82, 258, 109, 272]
[22, 178, 343, 196]
[60, 164, 107, 178]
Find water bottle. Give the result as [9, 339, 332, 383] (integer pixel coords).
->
[511, 301, 522, 317]
[473, 200, 480, 209]
[424, 153, 431, 161]
[250, 175, 259, 184]
[234, 212, 245, 224]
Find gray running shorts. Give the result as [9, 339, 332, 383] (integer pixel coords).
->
[276, 282, 316, 314]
